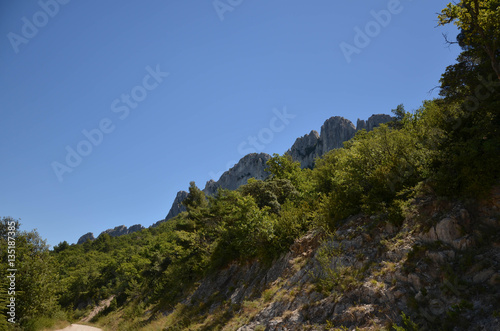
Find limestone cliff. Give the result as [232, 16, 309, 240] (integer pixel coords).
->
[203, 153, 271, 196]
[100, 224, 145, 238]
[286, 130, 321, 169]
[155, 153, 272, 227]
[164, 190, 189, 221]
[356, 113, 393, 132]
[77, 232, 95, 244]
[287, 114, 392, 168]
[76, 224, 145, 244]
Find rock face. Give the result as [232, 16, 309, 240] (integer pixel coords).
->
[100, 224, 145, 238]
[77, 232, 95, 244]
[127, 224, 145, 234]
[203, 153, 272, 196]
[158, 153, 272, 225]
[76, 225, 145, 244]
[287, 130, 321, 170]
[165, 191, 189, 221]
[102, 225, 128, 237]
[320, 116, 358, 152]
[288, 114, 392, 168]
[356, 114, 393, 132]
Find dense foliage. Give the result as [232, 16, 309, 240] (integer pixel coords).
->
[0, 218, 61, 330]
[2, 1, 499, 329]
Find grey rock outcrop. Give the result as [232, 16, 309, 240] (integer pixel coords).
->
[159, 153, 272, 224]
[287, 130, 320, 169]
[101, 225, 128, 237]
[320, 116, 358, 152]
[165, 190, 189, 221]
[99, 224, 145, 238]
[127, 224, 145, 234]
[77, 232, 95, 244]
[356, 114, 393, 132]
[76, 224, 145, 244]
[203, 153, 271, 196]
[288, 114, 392, 168]
[419, 212, 474, 250]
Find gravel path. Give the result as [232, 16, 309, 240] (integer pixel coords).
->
[55, 324, 103, 331]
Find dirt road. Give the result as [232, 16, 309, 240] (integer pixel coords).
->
[55, 324, 103, 331]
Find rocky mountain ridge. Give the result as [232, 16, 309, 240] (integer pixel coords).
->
[288, 114, 393, 168]
[150, 153, 271, 228]
[76, 114, 392, 244]
[76, 224, 145, 244]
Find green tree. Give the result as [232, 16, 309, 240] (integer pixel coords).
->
[313, 124, 430, 226]
[389, 104, 407, 130]
[208, 190, 275, 266]
[266, 154, 301, 182]
[240, 178, 299, 214]
[439, 0, 500, 79]
[266, 153, 312, 193]
[53, 241, 70, 253]
[93, 233, 112, 252]
[183, 182, 208, 217]
[435, 1, 500, 197]
[0, 219, 60, 328]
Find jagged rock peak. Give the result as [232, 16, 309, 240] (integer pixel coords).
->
[159, 153, 272, 222]
[320, 116, 357, 152]
[101, 225, 128, 237]
[77, 232, 95, 244]
[203, 153, 271, 196]
[356, 114, 393, 131]
[165, 190, 189, 221]
[76, 224, 146, 244]
[99, 224, 145, 238]
[128, 224, 145, 233]
[287, 130, 320, 169]
[288, 114, 393, 168]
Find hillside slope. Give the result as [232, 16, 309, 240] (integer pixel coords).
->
[92, 185, 500, 330]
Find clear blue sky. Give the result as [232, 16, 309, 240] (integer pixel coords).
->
[1, 0, 460, 247]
